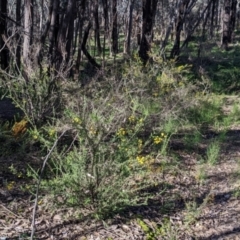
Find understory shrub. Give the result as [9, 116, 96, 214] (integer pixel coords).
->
[1, 52, 201, 217]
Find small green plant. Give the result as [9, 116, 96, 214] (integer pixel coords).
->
[184, 130, 202, 150]
[206, 141, 220, 165]
[184, 201, 201, 225]
[194, 163, 207, 184]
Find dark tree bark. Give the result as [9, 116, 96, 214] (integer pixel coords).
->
[75, 0, 86, 73]
[139, 0, 158, 63]
[210, 0, 217, 38]
[102, 0, 109, 63]
[16, 0, 21, 70]
[228, 0, 237, 43]
[0, 0, 8, 70]
[221, 0, 231, 50]
[48, 0, 59, 64]
[81, 22, 101, 69]
[112, 0, 118, 54]
[56, 0, 76, 67]
[170, 0, 190, 58]
[35, 0, 54, 67]
[126, 0, 135, 54]
[94, 0, 102, 55]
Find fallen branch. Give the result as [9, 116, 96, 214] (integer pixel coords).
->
[30, 130, 67, 240]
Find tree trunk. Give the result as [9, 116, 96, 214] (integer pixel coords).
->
[210, 0, 217, 38]
[81, 22, 101, 69]
[126, 0, 135, 54]
[35, 0, 53, 67]
[221, 0, 231, 50]
[23, 0, 32, 66]
[112, 0, 118, 54]
[48, 0, 59, 65]
[57, 0, 76, 67]
[94, 0, 102, 55]
[102, 0, 109, 65]
[16, 0, 21, 70]
[75, 0, 86, 73]
[229, 0, 237, 43]
[0, 0, 8, 70]
[170, 0, 190, 58]
[139, 0, 158, 63]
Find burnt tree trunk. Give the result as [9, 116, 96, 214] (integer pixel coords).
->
[139, 0, 158, 63]
[16, 0, 21, 70]
[170, 0, 190, 58]
[94, 0, 102, 55]
[81, 22, 101, 69]
[112, 0, 118, 54]
[0, 0, 8, 70]
[221, 0, 231, 50]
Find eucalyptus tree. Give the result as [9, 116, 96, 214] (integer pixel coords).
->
[139, 0, 159, 63]
[0, 0, 8, 69]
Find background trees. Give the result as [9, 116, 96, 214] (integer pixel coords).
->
[0, 0, 239, 73]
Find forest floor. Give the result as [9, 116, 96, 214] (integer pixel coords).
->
[1, 97, 240, 239]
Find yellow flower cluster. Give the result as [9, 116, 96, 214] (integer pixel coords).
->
[153, 133, 166, 145]
[48, 129, 56, 137]
[72, 117, 81, 124]
[138, 139, 143, 150]
[128, 115, 136, 123]
[117, 127, 127, 136]
[137, 155, 146, 165]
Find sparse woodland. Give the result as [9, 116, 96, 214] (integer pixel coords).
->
[1, 0, 240, 239]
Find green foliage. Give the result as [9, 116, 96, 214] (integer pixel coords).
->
[206, 141, 220, 165]
[0, 67, 62, 126]
[25, 52, 197, 217]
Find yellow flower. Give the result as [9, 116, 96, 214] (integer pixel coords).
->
[161, 132, 166, 137]
[117, 128, 127, 136]
[153, 136, 163, 144]
[128, 115, 136, 123]
[72, 117, 81, 124]
[137, 155, 145, 165]
[48, 129, 56, 137]
[33, 134, 38, 140]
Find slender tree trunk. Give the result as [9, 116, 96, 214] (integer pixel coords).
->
[76, 0, 86, 72]
[139, 0, 159, 63]
[102, 0, 109, 65]
[35, 0, 53, 67]
[23, 0, 32, 65]
[81, 22, 101, 69]
[126, 0, 135, 54]
[0, 0, 8, 70]
[221, 0, 231, 50]
[229, 0, 237, 43]
[170, 0, 190, 58]
[112, 0, 118, 54]
[210, 0, 217, 38]
[94, 0, 102, 55]
[48, 0, 59, 65]
[16, 0, 21, 70]
[56, 0, 76, 68]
